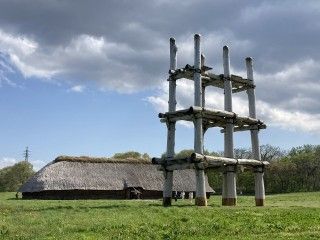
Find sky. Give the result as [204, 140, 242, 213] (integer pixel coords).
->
[0, 0, 320, 170]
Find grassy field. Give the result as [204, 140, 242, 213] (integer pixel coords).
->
[0, 192, 320, 239]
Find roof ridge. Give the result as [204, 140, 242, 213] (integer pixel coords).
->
[54, 155, 151, 164]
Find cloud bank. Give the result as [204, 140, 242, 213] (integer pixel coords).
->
[0, 0, 319, 132]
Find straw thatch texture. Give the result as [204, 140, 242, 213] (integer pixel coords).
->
[19, 156, 213, 199]
[54, 156, 151, 164]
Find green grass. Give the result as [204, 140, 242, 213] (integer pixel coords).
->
[1, 192, 320, 239]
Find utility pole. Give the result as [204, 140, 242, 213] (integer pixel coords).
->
[23, 146, 30, 162]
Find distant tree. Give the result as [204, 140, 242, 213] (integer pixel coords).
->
[142, 153, 150, 160]
[112, 151, 151, 159]
[0, 161, 34, 192]
[175, 149, 195, 159]
[161, 149, 218, 158]
[260, 144, 286, 162]
[211, 145, 286, 194]
[234, 148, 252, 159]
[118, 145, 320, 194]
[288, 144, 318, 157]
[264, 144, 320, 193]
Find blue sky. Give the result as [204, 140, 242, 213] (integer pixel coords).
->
[0, 0, 320, 170]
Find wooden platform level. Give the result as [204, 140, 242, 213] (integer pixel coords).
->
[168, 64, 255, 93]
[152, 153, 269, 171]
[159, 106, 266, 131]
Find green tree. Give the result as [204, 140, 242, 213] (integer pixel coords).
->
[0, 161, 34, 192]
[112, 151, 151, 159]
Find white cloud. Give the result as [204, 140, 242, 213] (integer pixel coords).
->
[66, 35, 105, 55]
[0, 27, 254, 93]
[30, 160, 46, 171]
[0, 157, 17, 169]
[0, 55, 16, 86]
[253, 59, 320, 114]
[0, 29, 37, 56]
[0, 0, 319, 125]
[69, 85, 85, 93]
[147, 72, 320, 134]
[0, 29, 162, 92]
[0, 157, 45, 171]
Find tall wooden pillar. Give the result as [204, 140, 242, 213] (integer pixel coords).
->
[201, 54, 206, 109]
[163, 37, 177, 207]
[246, 57, 265, 206]
[222, 46, 237, 206]
[194, 34, 207, 206]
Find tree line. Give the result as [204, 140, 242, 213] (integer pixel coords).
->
[0, 161, 34, 192]
[206, 144, 320, 194]
[1, 145, 319, 194]
[159, 144, 320, 194]
[103, 145, 320, 194]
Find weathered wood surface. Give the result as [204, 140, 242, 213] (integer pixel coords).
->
[159, 106, 265, 130]
[168, 65, 254, 93]
[152, 153, 269, 171]
[220, 124, 267, 133]
[156, 34, 268, 207]
[222, 45, 237, 206]
[193, 34, 207, 206]
[163, 37, 178, 207]
[246, 57, 266, 206]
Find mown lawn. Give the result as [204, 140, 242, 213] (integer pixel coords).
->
[0, 192, 320, 239]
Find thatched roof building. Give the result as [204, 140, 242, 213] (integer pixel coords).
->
[19, 156, 214, 199]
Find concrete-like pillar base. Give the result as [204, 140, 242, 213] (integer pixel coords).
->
[163, 197, 172, 207]
[222, 198, 236, 206]
[255, 198, 265, 206]
[195, 197, 207, 206]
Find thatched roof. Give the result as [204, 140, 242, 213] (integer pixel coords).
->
[19, 156, 214, 193]
[54, 155, 151, 164]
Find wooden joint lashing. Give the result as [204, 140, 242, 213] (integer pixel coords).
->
[193, 67, 202, 74]
[165, 120, 176, 129]
[229, 114, 237, 124]
[224, 165, 237, 173]
[194, 163, 205, 170]
[247, 84, 256, 89]
[222, 75, 231, 81]
[167, 75, 177, 82]
[254, 166, 264, 173]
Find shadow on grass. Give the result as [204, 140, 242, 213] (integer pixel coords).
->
[21, 205, 132, 212]
[21, 203, 167, 212]
[147, 203, 222, 208]
[7, 198, 23, 201]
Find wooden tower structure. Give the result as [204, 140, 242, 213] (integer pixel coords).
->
[152, 34, 268, 207]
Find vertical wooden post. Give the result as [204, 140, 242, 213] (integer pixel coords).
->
[201, 54, 206, 108]
[222, 46, 237, 206]
[194, 34, 207, 206]
[163, 37, 177, 207]
[246, 57, 265, 206]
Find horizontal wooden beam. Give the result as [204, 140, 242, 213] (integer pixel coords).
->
[220, 124, 267, 133]
[152, 153, 269, 171]
[159, 106, 266, 130]
[168, 65, 255, 93]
